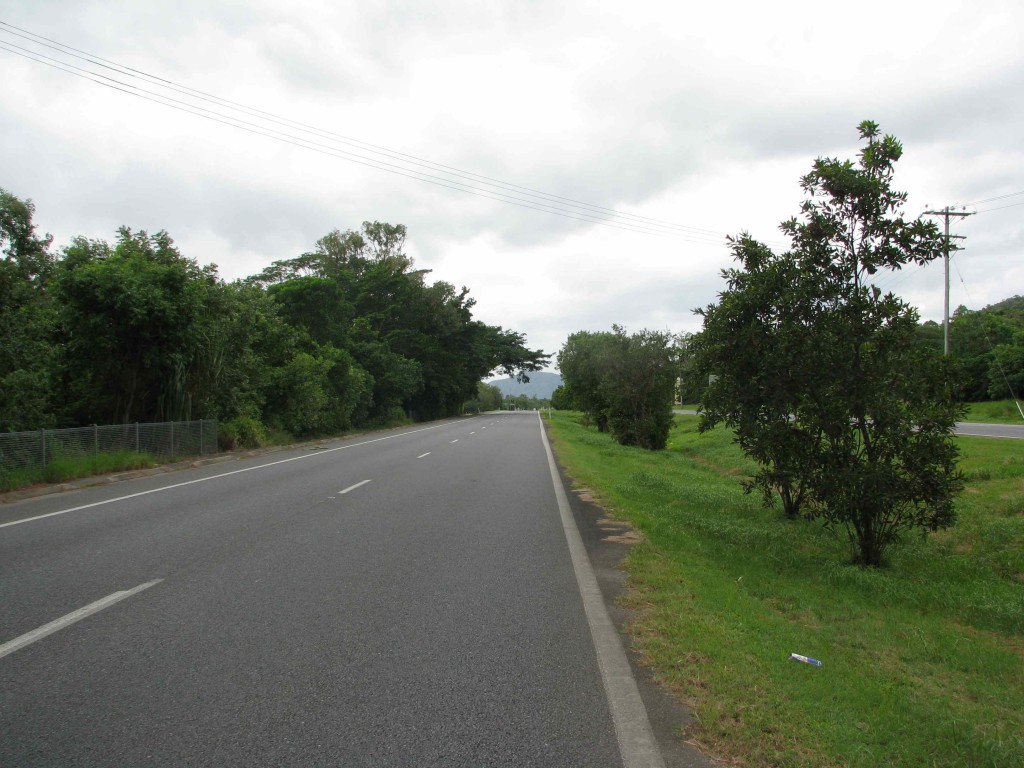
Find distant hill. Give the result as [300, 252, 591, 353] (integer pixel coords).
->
[486, 371, 563, 399]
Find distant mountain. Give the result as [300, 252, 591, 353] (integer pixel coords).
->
[485, 371, 563, 399]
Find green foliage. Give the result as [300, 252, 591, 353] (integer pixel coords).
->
[558, 326, 677, 449]
[2, 195, 545, 440]
[557, 331, 615, 431]
[218, 415, 267, 450]
[255, 221, 547, 424]
[696, 122, 965, 566]
[464, 381, 503, 413]
[601, 328, 678, 450]
[55, 228, 223, 425]
[987, 329, 1024, 399]
[949, 305, 1019, 400]
[550, 384, 572, 410]
[0, 188, 58, 430]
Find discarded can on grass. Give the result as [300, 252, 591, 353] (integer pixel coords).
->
[789, 653, 823, 667]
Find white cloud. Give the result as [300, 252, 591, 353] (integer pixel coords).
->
[2, 0, 1022, 368]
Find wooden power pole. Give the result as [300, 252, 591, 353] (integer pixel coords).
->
[923, 206, 974, 355]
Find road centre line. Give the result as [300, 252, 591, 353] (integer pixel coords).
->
[450, 439, 459, 443]
[338, 479, 372, 494]
[537, 413, 665, 768]
[417, 452, 431, 459]
[0, 579, 163, 660]
[0, 422, 457, 530]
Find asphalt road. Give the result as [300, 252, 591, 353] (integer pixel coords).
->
[0, 414, 633, 767]
[955, 421, 1024, 439]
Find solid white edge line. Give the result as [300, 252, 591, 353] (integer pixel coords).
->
[338, 479, 372, 494]
[1, 422, 455, 529]
[0, 579, 163, 660]
[536, 413, 665, 768]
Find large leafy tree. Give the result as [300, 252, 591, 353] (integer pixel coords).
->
[55, 228, 226, 424]
[557, 330, 616, 432]
[0, 189, 57, 430]
[256, 220, 547, 423]
[696, 121, 964, 566]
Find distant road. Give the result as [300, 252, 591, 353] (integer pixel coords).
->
[955, 422, 1024, 439]
[673, 410, 1024, 439]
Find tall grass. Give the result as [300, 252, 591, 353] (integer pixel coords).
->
[0, 450, 158, 492]
[546, 411, 1024, 768]
[965, 399, 1024, 424]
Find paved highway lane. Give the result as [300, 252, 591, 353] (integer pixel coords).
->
[0, 414, 643, 767]
[956, 421, 1024, 439]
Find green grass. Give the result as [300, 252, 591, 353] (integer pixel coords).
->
[545, 411, 1024, 768]
[965, 400, 1024, 425]
[0, 450, 158, 492]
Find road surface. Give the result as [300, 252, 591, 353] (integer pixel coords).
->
[0, 413, 666, 767]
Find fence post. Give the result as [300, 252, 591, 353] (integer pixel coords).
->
[135, 422, 140, 454]
[93, 424, 99, 457]
[40, 428, 46, 468]
[199, 420, 204, 456]
[170, 421, 175, 457]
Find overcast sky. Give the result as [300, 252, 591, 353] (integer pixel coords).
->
[2, 1, 1022, 369]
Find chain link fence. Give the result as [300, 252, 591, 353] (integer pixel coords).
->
[0, 420, 218, 477]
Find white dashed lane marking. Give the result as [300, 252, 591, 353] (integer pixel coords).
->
[338, 480, 372, 495]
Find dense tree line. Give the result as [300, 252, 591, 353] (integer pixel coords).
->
[916, 297, 1024, 401]
[0, 188, 547, 442]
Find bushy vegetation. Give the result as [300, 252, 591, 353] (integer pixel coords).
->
[0, 189, 547, 438]
[462, 382, 503, 414]
[557, 326, 677, 449]
[546, 410, 1023, 768]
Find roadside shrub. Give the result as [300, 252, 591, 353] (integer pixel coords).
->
[219, 416, 266, 450]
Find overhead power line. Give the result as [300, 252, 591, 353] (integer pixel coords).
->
[0, 20, 738, 246]
[960, 190, 1024, 206]
[974, 200, 1024, 214]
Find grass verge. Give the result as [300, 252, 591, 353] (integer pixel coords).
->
[965, 400, 1024, 425]
[545, 410, 1023, 768]
[0, 450, 159, 492]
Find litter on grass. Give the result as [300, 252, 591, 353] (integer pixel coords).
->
[790, 653, 823, 667]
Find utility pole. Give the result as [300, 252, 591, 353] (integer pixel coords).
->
[923, 206, 974, 355]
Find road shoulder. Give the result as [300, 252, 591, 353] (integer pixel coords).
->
[543, 419, 718, 768]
